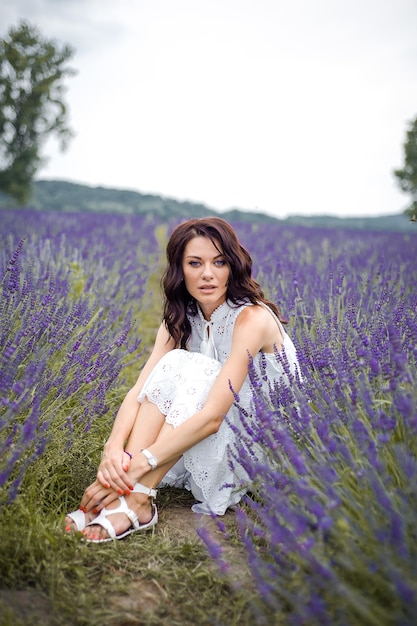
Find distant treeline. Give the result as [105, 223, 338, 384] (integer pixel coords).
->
[0, 179, 414, 232]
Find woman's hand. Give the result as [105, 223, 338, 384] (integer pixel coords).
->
[79, 479, 119, 515]
[79, 447, 135, 515]
[96, 445, 135, 494]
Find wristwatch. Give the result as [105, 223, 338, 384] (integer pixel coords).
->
[141, 448, 158, 470]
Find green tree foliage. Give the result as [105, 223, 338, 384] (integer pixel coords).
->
[394, 115, 417, 221]
[0, 20, 76, 204]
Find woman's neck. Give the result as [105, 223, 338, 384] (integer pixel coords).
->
[198, 299, 227, 321]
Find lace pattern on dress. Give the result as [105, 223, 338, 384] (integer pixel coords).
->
[137, 300, 300, 515]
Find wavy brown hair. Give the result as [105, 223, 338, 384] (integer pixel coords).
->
[162, 217, 285, 348]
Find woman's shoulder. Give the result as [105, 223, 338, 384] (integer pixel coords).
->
[234, 302, 274, 324]
[235, 302, 285, 337]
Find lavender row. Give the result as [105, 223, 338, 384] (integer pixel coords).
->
[0, 209, 159, 504]
[202, 222, 417, 624]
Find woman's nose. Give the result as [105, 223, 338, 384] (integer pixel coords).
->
[202, 263, 213, 278]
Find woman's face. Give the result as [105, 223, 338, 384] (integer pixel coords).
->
[182, 236, 230, 319]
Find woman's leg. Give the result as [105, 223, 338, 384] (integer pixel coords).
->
[80, 400, 179, 541]
[66, 397, 167, 533]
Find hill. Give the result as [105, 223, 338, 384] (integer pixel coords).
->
[28, 180, 275, 223]
[0, 179, 415, 232]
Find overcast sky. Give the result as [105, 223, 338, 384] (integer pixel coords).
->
[1, 0, 416, 218]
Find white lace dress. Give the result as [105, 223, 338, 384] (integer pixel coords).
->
[137, 299, 299, 515]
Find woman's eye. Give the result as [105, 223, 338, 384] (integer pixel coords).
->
[187, 259, 226, 267]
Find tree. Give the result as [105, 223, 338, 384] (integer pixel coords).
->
[393, 115, 417, 221]
[0, 20, 76, 204]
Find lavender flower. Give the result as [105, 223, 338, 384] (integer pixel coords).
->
[0, 208, 159, 503]
[199, 221, 417, 625]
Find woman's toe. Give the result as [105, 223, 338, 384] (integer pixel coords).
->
[64, 517, 77, 533]
[82, 524, 109, 541]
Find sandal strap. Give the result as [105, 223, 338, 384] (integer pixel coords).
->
[85, 496, 140, 538]
[67, 509, 86, 531]
[92, 513, 117, 539]
[133, 482, 157, 499]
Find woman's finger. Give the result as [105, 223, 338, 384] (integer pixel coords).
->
[80, 480, 110, 511]
[90, 490, 119, 514]
[97, 465, 134, 495]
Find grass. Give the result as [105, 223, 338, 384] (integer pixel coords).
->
[0, 489, 256, 626]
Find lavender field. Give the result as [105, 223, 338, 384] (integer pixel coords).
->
[0, 207, 416, 625]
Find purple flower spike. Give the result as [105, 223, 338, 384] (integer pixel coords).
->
[204, 221, 416, 624]
[0, 208, 159, 503]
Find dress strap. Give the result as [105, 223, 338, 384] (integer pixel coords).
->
[256, 301, 286, 336]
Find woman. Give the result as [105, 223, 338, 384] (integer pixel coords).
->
[65, 217, 300, 542]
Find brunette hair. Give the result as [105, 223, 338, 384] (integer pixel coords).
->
[162, 217, 284, 348]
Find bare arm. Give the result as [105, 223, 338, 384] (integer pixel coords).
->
[133, 305, 282, 472]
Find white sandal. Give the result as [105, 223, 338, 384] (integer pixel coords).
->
[66, 509, 87, 532]
[83, 483, 158, 543]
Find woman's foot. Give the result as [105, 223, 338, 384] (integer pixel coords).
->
[64, 508, 96, 533]
[81, 493, 154, 542]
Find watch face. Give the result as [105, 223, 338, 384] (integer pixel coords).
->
[142, 448, 157, 468]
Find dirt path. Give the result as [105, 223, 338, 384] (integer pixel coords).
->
[0, 504, 251, 626]
[108, 504, 251, 622]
